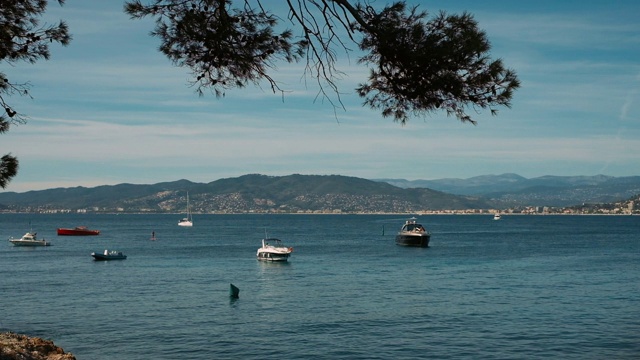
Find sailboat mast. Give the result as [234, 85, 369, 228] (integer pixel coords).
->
[187, 191, 191, 221]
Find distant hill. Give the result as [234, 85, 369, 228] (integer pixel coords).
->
[0, 174, 493, 213]
[3, 173, 638, 212]
[375, 174, 640, 206]
[0, 179, 196, 209]
[378, 173, 529, 194]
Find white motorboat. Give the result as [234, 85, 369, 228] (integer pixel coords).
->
[395, 218, 430, 247]
[493, 213, 502, 220]
[256, 238, 293, 262]
[9, 232, 51, 246]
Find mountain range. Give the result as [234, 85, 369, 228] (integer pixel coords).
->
[0, 173, 638, 213]
[376, 173, 640, 206]
[0, 174, 491, 213]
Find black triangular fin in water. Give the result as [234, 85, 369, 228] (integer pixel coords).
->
[230, 283, 239, 299]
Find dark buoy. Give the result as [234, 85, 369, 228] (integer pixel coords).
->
[230, 283, 239, 299]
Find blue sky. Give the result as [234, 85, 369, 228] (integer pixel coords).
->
[3, 0, 639, 192]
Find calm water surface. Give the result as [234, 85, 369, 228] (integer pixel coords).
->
[1, 214, 639, 359]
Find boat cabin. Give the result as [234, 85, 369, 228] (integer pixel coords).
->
[263, 238, 284, 247]
[401, 219, 426, 233]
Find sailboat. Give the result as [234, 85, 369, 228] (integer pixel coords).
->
[178, 192, 193, 227]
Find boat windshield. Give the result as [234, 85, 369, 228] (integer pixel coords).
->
[403, 223, 425, 232]
[264, 238, 283, 246]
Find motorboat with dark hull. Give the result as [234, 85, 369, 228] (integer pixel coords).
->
[395, 218, 430, 247]
[257, 238, 293, 261]
[92, 249, 127, 260]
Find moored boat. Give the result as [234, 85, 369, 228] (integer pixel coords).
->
[9, 232, 51, 246]
[92, 249, 127, 260]
[57, 226, 100, 236]
[257, 238, 293, 261]
[178, 191, 193, 227]
[395, 218, 430, 247]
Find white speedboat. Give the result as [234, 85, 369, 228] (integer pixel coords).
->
[395, 218, 430, 247]
[256, 238, 293, 261]
[92, 249, 127, 260]
[493, 213, 502, 220]
[9, 232, 51, 246]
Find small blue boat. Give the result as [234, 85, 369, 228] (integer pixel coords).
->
[92, 249, 127, 260]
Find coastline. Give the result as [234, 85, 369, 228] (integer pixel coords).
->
[0, 211, 635, 216]
[0, 332, 75, 360]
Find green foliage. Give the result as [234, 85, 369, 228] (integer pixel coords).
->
[0, 154, 19, 189]
[124, 0, 306, 98]
[0, 0, 71, 188]
[356, 4, 520, 124]
[124, 0, 519, 124]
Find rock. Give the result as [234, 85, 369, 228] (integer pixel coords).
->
[0, 332, 75, 360]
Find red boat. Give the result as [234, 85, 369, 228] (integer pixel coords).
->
[57, 226, 100, 236]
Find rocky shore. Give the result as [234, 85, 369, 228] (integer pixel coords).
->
[0, 332, 75, 360]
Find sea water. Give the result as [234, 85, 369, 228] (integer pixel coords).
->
[1, 214, 639, 359]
